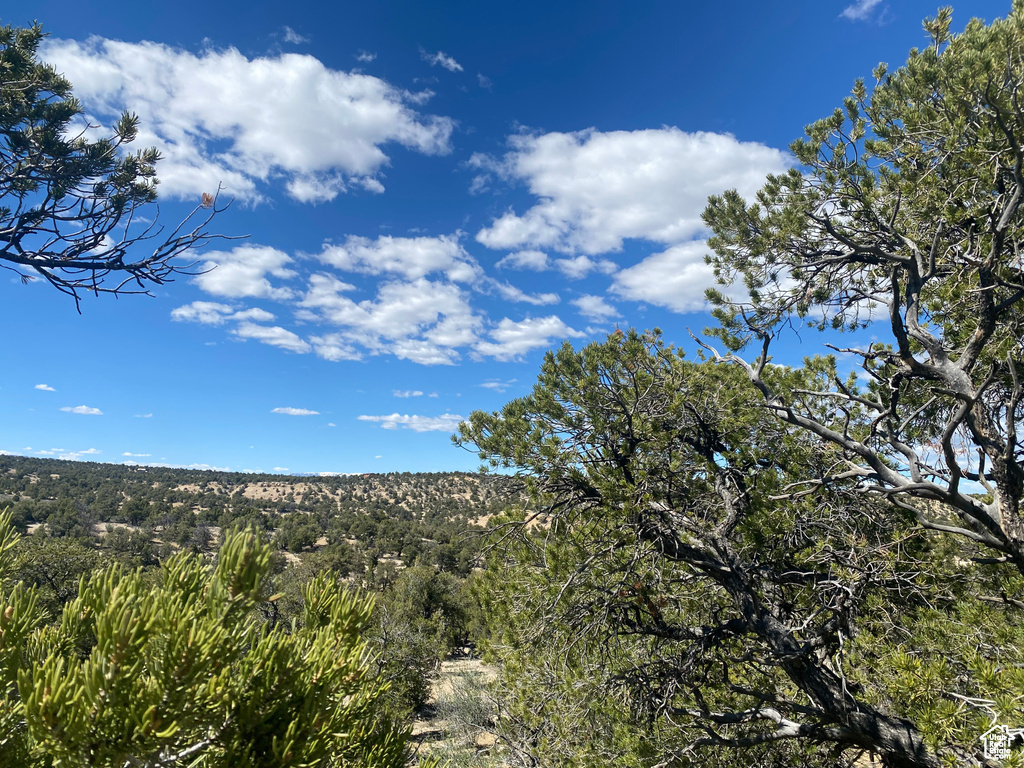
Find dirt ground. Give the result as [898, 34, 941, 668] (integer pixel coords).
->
[412, 658, 498, 758]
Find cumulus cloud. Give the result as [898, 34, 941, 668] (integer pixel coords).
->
[474, 315, 583, 361]
[171, 301, 234, 324]
[194, 246, 297, 299]
[611, 241, 719, 313]
[122, 451, 151, 457]
[480, 379, 516, 393]
[496, 250, 549, 271]
[40, 38, 454, 203]
[60, 448, 102, 460]
[232, 307, 277, 323]
[171, 301, 276, 325]
[555, 255, 617, 279]
[308, 333, 363, 362]
[233, 323, 312, 354]
[317, 234, 480, 282]
[487, 279, 559, 305]
[358, 412, 465, 432]
[393, 390, 424, 398]
[34, 384, 56, 391]
[840, 0, 884, 20]
[299, 274, 482, 365]
[475, 127, 789, 255]
[61, 405, 103, 415]
[421, 49, 463, 72]
[571, 294, 618, 321]
[272, 407, 320, 415]
[356, 50, 376, 62]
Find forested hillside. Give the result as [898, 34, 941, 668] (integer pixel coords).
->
[0, 455, 519, 765]
[0, 455, 512, 572]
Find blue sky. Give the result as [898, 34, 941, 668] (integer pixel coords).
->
[0, 0, 1008, 474]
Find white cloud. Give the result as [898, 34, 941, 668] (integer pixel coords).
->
[135, 413, 153, 418]
[170, 301, 277, 326]
[475, 127, 789, 254]
[233, 323, 312, 354]
[273, 467, 290, 472]
[308, 333, 363, 362]
[171, 301, 235, 324]
[391, 338, 462, 366]
[122, 451, 151, 457]
[300, 275, 482, 365]
[318, 234, 480, 282]
[59, 448, 102, 460]
[474, 315, 584, 361]
[496, 250, 549, 271]
[394, 390, 424, 398]
[327, 422, 337, 427]
[358, 412, 465, 432]
[612, 241, 719, 313]
[421, 49, 463, 72]
[356, 50, 376, 62]
[231, 307, 276, 323]
[488, 279, 559, 305]
[480, 379, 516, 393]
[571, 295, 618, 321]
[272, 407, 320, 415]
[555, 255, 617, 279]
[840, 0, 884, 20]
[194, 246, 296, 300]
[477, 73, 493, 89]
[61, 405, 103, 415]
[40, 38, 454, 203]
[282, 26, 308, 44]
[34, 384, 56, 391]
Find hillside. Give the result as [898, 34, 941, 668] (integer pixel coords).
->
[0, 455, 516, 570]
[0, 454, 518, 765]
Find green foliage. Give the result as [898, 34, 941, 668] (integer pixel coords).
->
[702, 6, 1024, 579]
[12, 534, 103, 617]
[0, 22, 224, 305]
[0, 457, 504, 577]
[459, 332, 1024, 767]
[0, 509, 415, 767]
[370, 566, 473, 718]
[275, 513, 322, 553]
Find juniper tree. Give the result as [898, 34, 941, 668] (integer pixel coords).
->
[0, 511, 416, 767]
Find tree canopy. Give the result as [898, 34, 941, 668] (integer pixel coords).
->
[458, 332, 1024, 767]
[703, 4, 1024, 577]
[0, 22, 232, 307]
[458, 6, 1024, 766]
